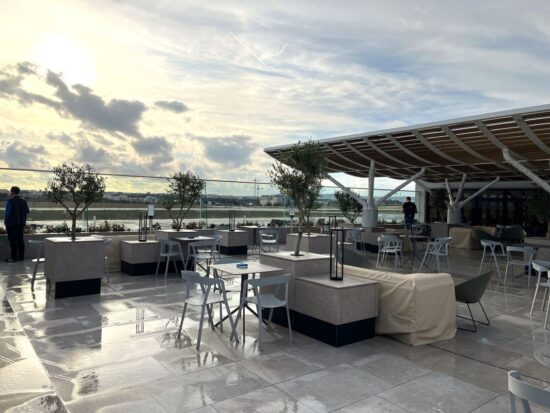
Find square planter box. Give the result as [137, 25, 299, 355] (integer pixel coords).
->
[120, 240, 162, 276]
[217, 230, 248, 255]
[155, 229, 198, 241]
[44, 237, 105, 298]
[286, 233, 332, 254]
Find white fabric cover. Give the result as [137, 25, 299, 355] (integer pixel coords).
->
[345, 266, 456, 346]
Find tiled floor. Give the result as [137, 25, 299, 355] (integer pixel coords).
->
[2, 246, 550, 412]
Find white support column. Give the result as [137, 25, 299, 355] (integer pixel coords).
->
[445, 174, 500, 224]
[503, 148, 550, 193]
[326, 166, 425, 229]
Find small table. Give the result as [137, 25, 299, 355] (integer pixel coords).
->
[400, 234, 429, 267]
[208, 261, 282, 333]
[239, 225, 264, 252]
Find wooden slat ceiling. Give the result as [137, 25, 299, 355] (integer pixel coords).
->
[264, 105, 550, 183]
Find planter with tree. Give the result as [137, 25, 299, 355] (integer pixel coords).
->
[335, 190, 363, 224]
[157, 171, 205, 240]
[43, 163, 107, 298]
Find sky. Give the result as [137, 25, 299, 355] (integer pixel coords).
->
[1, 0, 550, 194]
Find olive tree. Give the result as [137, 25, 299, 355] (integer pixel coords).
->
[162, 171, 205, 230]
[45, 163, 106, 240]
[268, 141, 327, 256]
[334, 190, 363, 224]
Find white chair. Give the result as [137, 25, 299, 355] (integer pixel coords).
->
[259, 229, 279, 252]
[155, 239, 185, 279]
[213, 234, 222, 260]
[419, 237, 452, 272]
[508, 370, 550, 412]
[530, 260, 550, 328]
[504, 246, 535, 288]
[234, 274, 292, 351]
[29, 240, 45, 291]
[479, 239, 506, 279]
[376, 234, 403, 269]
[187, 240, 216, 271]
[177, 271, 238, 351]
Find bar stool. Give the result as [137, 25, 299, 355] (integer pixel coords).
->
[479, 239, 505, 279]
[155, 239, 185, 279]
[29, 240, 45, 290]
[530, 260, 550, 328]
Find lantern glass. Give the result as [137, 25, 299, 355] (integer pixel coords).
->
[138, 211, 148, 242]
[329, 227, 345, 281]
[229, 210, 236, 231]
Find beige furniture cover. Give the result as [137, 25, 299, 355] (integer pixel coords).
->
[345, 266, 456, 345]
[449, 226, 497, 250]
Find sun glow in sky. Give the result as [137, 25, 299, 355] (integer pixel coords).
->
[1, 0, 550, 193]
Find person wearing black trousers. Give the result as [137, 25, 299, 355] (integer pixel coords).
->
[4, 186, 29, 262]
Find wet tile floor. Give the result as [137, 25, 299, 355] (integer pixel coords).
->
[1, 248, 550, 412]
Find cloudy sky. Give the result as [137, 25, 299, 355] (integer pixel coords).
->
[1, 0, 550, 193]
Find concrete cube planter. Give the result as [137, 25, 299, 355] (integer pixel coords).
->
[286, 233, 332, 254]
[44, 237, 105, 298]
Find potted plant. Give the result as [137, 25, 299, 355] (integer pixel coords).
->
[268, 141, 326, 256]
[335, 190, 363, 224]
[161, 171, 205, 231]
[43, 163, 107, 298]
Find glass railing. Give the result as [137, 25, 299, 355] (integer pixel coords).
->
[0, 168, 415, 233]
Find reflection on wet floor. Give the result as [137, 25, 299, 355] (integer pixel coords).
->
[2, 250, 550, 412]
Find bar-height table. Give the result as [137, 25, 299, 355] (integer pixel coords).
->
[173, 235, 215, 269]
[207, 261, 283, 336]
[239, 225, 264, 252]
[399, 234, 429, 267]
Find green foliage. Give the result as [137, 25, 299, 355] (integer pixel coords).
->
[44, 163, 106, 240]
[334, 191, 363, 223]
[161, 171, 205, 230]
[268, 141, 327, 255]
[528, 189, 550, 222]
[88, 220, 128, 232]
[45, 223, 83, 234]
[429, 189, 447, 221]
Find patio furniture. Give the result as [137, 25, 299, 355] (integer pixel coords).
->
[234, 274, 292, 351]
[155, 239, 185, 278]
[530, 260, 550, 328]
[419, 237, 452, 272]
[508, 370, 550, 412]
[348, 229, 365, 254]
[259, 229, 279, 252]
[454, 271, 492, 332]
[479, 239, 505, 279]
[376, 234, 403, 269]
[177, 270, 238, 351]
[29, 240, 45, 291]
[345, 266, 456, 345]
[504, 246, 535, 288]
[187, 239, 216, 271]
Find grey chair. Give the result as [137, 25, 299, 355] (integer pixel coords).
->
[455, 271, 493, 332]
[178, 271, 239, 351]
[508, 370, 550, 412]
[479, 239, 505, 279]
[155, 239, 185, 278]
[420, 237, 452, 272]
[504, 246, 535, 288]
[530, 260, 550, 328]
[187, 240, 216, 271]
[29, 240, 45, 290]
[376, 234, 403, 269]
[259, 229, 279, 252]
[234, 274, 292, 351]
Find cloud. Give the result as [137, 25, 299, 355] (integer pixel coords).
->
[195, 135, 257, 167]
[0, 64, 147, 137]
[155, 100, 188, 113]
[131, 136, 175, 172]
[0, 141, 48, 169]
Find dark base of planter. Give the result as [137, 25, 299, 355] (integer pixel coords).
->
[358, 242, 379, 253]
[47, 278, 101, 299]
[263, 307, 375, 347]
[121, 259, 193, 276]
[220, 245, 247, 255]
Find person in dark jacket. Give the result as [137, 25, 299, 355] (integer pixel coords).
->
[402, 196, 417, 230]
[4, 186, 29, 262]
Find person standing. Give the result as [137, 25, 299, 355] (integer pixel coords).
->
[402, 196, 417, 230]
[4, 186, 29, 262]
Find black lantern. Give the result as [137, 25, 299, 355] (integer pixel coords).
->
[228, 210, 236, 231]
[329, 227, 346, 281]
[138, 211, 148, 242]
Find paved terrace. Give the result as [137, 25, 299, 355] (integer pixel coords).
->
[1, 248, 550, 412]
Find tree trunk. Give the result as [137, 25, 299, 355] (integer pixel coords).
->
[71, 217, 77, 241]
[293, 221, 303, 256]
